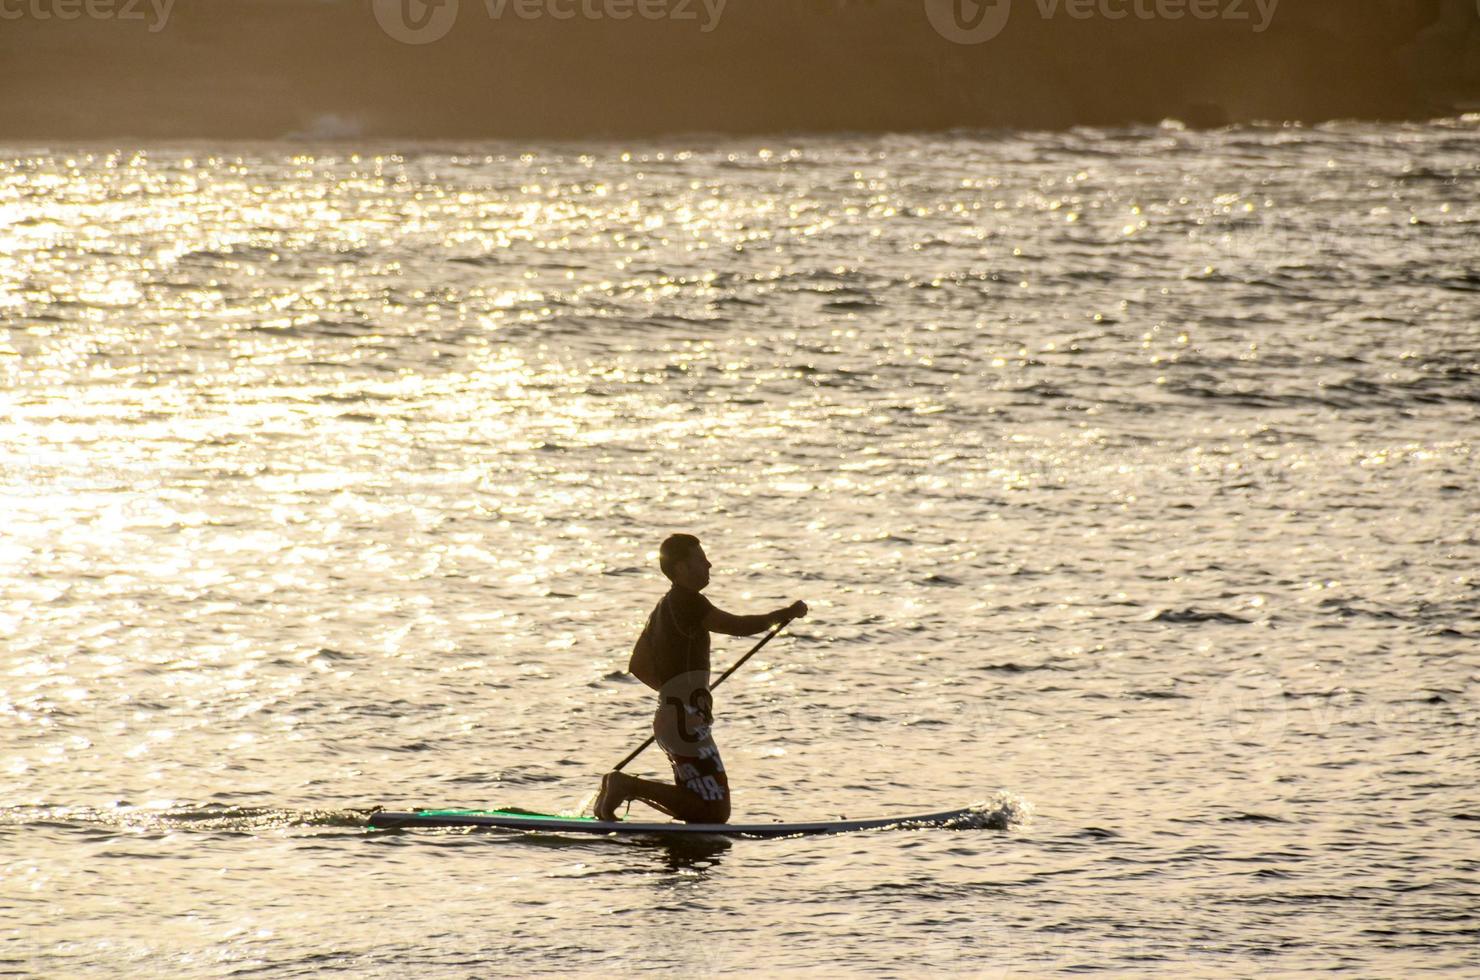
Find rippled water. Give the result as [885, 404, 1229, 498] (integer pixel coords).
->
[3, 120, 1478, 976]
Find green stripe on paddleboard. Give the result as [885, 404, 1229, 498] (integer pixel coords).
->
[414, 808, 597, 822]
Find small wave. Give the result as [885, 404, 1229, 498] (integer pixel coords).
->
[1073, 827, 1120, 840]
[947, 792, 1033, 831]
[1147, 608, 1253, 625]
[173, 244, 280, 264]
[977, 662, 1041, 674]
[248, 317, 379, 338]
[1396, 167, 1465, 184]
[0, 803, 371, 834]
[1252, 868, 1296, 879]
[1316, 599, 1406, 622]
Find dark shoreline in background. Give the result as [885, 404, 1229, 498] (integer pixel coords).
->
[2, 0, 1478, 140]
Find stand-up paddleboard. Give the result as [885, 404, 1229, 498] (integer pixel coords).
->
[367, 804, 987, 838]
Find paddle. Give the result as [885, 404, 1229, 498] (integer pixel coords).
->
[610, 619, 790, 773]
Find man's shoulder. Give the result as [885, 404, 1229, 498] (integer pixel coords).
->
[666, 585, 714, 610]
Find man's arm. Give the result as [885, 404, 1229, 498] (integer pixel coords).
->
[704, 600, 807, 637]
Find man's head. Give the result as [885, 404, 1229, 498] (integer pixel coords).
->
[659, 533, 710, 591]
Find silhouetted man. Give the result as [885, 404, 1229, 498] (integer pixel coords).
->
[593, 534, 806, 823]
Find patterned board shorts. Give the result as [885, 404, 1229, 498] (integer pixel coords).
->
[653, 699, 728, 804]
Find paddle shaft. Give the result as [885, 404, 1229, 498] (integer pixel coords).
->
[611, 620, 788, 773]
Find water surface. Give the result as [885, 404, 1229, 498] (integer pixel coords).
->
[2, 120, 1478, 975]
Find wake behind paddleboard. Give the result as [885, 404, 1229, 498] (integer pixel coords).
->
[367, 805, 987, 838]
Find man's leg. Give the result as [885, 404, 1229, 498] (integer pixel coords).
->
[594, 698, 730, 823]
[595, 770, 729, 824]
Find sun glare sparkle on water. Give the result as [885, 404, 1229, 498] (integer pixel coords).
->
[2, 124, 1478, 975]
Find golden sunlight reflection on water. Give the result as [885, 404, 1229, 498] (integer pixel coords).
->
[2, 125, 1478, 974]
